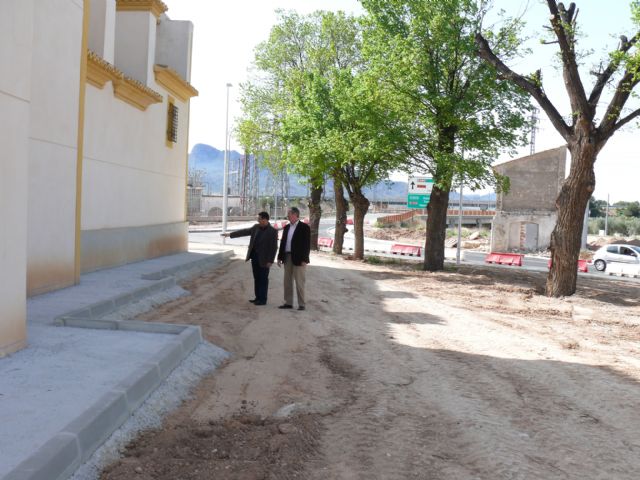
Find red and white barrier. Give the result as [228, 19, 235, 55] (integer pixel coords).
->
[485, 252, 524, 266]
[390, 244, 422, 256]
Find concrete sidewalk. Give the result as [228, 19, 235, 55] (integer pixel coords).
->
[0, 249, 233, 480]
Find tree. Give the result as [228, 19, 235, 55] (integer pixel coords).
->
[362, 0, 531, 271]
[238, 11, 327, 248]
[241, 10, 406, 259]
[617, 200, 640, 217]
[280, 20, 407, 258]
[477, 1, 640, 296]
[588, 196, 608, 217]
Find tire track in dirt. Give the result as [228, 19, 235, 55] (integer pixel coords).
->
[101, 253, 640, 480]
[309, 259, 640, 479]
[378, 285, 640, 479]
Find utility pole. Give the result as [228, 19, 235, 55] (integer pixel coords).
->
[529, 108, 538, 155]
[605, 193, 610, 236]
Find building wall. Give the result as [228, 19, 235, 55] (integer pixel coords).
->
[491, 147, 567, 252]
[494, 146, 567, 212]
[490, 212, 558, 253]
[82, 89, 187, 228]
[81, 4, 194, 272]
[89, 0, 116, 61]
[156, 18, 193, 81]
[0, 0, 196, 355]
[114, 11, 154, 83]
[27, 0, 84, 296]
[0, 0, 33, 355]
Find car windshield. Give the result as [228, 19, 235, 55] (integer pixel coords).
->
[630, 246, 640, 255]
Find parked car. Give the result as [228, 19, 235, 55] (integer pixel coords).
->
[592, 244, 640, 272]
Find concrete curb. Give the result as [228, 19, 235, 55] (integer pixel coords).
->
[5, 251, 233, 480]
[53, 251, 234, 325]
[6, 323, 204, 480]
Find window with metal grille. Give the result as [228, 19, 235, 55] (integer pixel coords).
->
[166, 100, 179, 144]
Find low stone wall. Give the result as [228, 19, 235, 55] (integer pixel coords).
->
[376, 210, 417, 225]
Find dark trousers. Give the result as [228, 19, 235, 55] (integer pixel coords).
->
[250, 250, 270, 303]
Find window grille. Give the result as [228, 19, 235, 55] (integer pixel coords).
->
[167, 102, 179, 144]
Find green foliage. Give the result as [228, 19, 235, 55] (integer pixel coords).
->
[360, 0, 532, 190]
[445, 227, 473, 238]
[616, 201, 640, 218]
[589, 196, 608, 217]
[364, 255, 403, 265]
[589, 217, 640, 236]
[240, 10, 406, 196]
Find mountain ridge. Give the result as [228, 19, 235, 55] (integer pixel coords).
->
[188, 143, 496, 202]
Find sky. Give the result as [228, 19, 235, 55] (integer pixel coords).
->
[163, 0, 639, 203]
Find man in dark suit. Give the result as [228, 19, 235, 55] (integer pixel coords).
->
[277, 207, 311, 311]
[221, 211, 278, 306]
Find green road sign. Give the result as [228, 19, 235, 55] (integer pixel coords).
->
[408, 193, 429, 208]
[407, 176, 433, 209]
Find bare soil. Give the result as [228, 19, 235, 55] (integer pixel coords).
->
[102, 247, 640, 480]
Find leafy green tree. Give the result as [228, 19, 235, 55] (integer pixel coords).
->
[477, 1, 640, 296]
[240, 10, 406, 259]
[616, 201, 640, 217]
[362, 0, 531, 271]
[238, 11, 326, 246]
[588, 196, 608, 217]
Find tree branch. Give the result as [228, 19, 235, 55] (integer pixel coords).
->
[475, 33, 571, 140]
[599, 68, 640, 135]
[588, 32, 640, 107]
[609, 106, 640, 135]
[546, 0, 592, 118]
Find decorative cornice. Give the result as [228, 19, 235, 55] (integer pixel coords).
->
[113, 75, 163, 111]
[153, 65, 198, 102]
[86, 50, 162, 110]
[115, 0, 168, 18]
[86, 50, 122, 88]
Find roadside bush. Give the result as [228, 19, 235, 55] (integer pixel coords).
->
[365, 255, 401, 265]
[445, 227, 472, 238]
[588, 217, 640, 236]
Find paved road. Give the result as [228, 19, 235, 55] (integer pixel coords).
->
[190, 219, 640, 284]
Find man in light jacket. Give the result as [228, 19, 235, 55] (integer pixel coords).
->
[277, 207, 311, 311]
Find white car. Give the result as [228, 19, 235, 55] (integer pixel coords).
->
[592, 244, 640, 272]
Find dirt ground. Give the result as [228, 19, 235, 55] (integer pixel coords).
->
[101, 246, 640, 480]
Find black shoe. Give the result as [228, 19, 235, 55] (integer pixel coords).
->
[278, 304, 293, 309]
[249, 299, 257, 303]
[298, 306, 306, 311]
[254, 301, 266, 306]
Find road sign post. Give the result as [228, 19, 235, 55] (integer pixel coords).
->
[407, 176, 434, 209]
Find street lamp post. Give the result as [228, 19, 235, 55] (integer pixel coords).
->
[222, 83, 232, 244]
[456, 176, 463, 266]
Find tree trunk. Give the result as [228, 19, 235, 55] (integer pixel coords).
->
[307, 185, 323, 251]
[351, 190, 370, 260]
[423, 184, 450, 271]
[546, 139, 598, 297]
[333, 178, 349, 255]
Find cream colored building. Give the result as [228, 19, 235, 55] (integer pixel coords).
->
[0, 0, 197, 357]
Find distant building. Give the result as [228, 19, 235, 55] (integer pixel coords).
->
[491, 146, 567, 253]
[0, 0, 197, 357]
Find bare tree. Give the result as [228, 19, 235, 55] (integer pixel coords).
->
[476, 1, 640, 296]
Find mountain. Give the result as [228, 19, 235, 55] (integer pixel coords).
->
[188, 143, 495, 203]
